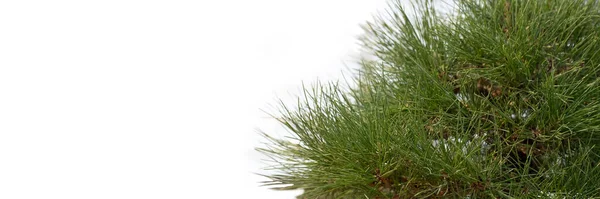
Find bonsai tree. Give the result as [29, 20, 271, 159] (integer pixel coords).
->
[258, 0, 600, 198]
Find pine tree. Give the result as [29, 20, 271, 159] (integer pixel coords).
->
[258, 0, 600, 198]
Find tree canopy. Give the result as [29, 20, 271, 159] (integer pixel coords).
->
[258, 0, 600, 198]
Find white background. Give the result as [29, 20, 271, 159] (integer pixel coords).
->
[0, 0, 387, 198]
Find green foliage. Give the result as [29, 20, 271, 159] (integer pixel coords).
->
[258, 0, 600, 198]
